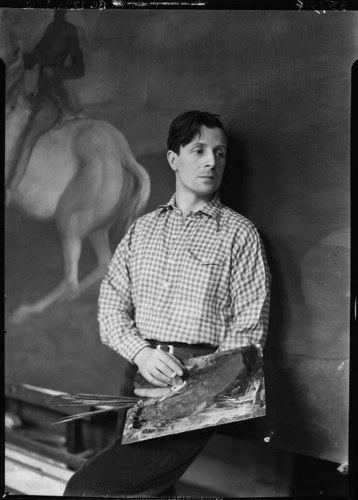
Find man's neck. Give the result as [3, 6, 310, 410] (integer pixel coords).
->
[175, 191, 213, 219]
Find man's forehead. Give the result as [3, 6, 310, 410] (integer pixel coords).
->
[190, 126, 227, 146]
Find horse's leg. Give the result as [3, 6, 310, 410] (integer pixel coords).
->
[75, 228, 112, 295]
[10, 234, 82, 324]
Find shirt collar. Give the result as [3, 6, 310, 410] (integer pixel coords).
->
[157, 194, 177, 213]
[156, 192, 222, 227]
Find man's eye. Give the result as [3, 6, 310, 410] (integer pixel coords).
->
[194, 149, 203, 154]
[216, 150, 225, 158]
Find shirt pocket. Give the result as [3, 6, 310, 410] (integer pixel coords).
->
[184, 244, 228, 322]
[187, 246, 226, 267]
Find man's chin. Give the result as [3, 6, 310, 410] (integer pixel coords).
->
[197, 186, 218, 196]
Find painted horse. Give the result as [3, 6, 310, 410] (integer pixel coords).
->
[2, 11, 151, 323]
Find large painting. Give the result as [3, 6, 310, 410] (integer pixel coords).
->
[3, 7, 354, 463]
[3, 8, 150, 325]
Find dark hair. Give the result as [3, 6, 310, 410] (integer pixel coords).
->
[167, 110, 226, 154]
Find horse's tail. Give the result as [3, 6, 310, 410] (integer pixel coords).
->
[129, 160, 151, 223]
[110, 158, 151, 246]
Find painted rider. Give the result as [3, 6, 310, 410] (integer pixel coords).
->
[23, 8, 85, 125]
[7, 9, 85, 204]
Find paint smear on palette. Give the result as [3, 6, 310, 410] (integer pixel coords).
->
[122, 345, 265, 444]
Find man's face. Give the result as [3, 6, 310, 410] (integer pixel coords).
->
[167, 126, 227, 199]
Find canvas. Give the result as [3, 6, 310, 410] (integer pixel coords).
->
[122, 345, 265, 444]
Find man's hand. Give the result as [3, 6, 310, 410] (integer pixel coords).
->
[133, 347, 184, 388]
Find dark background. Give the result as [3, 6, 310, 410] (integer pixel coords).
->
[4, 9, 354, 465]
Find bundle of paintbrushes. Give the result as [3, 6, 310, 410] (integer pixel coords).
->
[52, 393, 142, 425]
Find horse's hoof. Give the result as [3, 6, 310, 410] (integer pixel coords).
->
[10, 304, 34, 324]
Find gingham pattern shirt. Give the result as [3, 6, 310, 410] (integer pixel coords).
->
[98, 194, 271, 363]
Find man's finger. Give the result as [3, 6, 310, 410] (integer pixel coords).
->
[134, 387, 171, 398]
[151, 366, 174, 385]
[157, 350, 185, 376]
[155, 359, 182, 382]
[143, 370, 168, 388]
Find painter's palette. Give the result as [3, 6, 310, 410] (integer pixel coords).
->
[122, 344, 265, 444]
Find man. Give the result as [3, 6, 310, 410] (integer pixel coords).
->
[64, 110, 270, 497]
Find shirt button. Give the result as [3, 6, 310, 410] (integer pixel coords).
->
[168, 258, 174, 264]
[172, 234, 178, 239]
[163, 281, 170, 289]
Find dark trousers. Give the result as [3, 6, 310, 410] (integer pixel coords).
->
[63, 428, 213, 497]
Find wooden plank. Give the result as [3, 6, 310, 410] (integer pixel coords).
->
[5, 429, 89, 471]
[5, 381, 85, 416]
[5, 443, 74, 496]
[5, 458, 69, 496]
[6, 444, 73, 481]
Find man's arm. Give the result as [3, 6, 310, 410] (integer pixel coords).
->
[98, 225, 183, 389]
[98, 227, 150, 362]
[218, 227, 271, 352]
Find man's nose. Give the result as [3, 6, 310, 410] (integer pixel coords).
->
[204, 150, 216, 168]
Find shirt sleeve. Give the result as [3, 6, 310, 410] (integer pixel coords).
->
[97, 224, 152, 363]
[218, 226, 271, 352]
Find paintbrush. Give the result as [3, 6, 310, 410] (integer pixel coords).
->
[51, 393, 142, 425]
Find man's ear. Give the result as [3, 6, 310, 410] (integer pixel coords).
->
[167, 150, 178, 172]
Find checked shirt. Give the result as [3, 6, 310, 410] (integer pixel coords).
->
[98, 194, 271, 363]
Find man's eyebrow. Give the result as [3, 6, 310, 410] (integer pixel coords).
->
[191, 140, 227, 149]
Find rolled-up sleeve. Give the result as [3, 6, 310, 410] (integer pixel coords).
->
[97, 226, 151, 363]
[218, 227, 271, 351]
